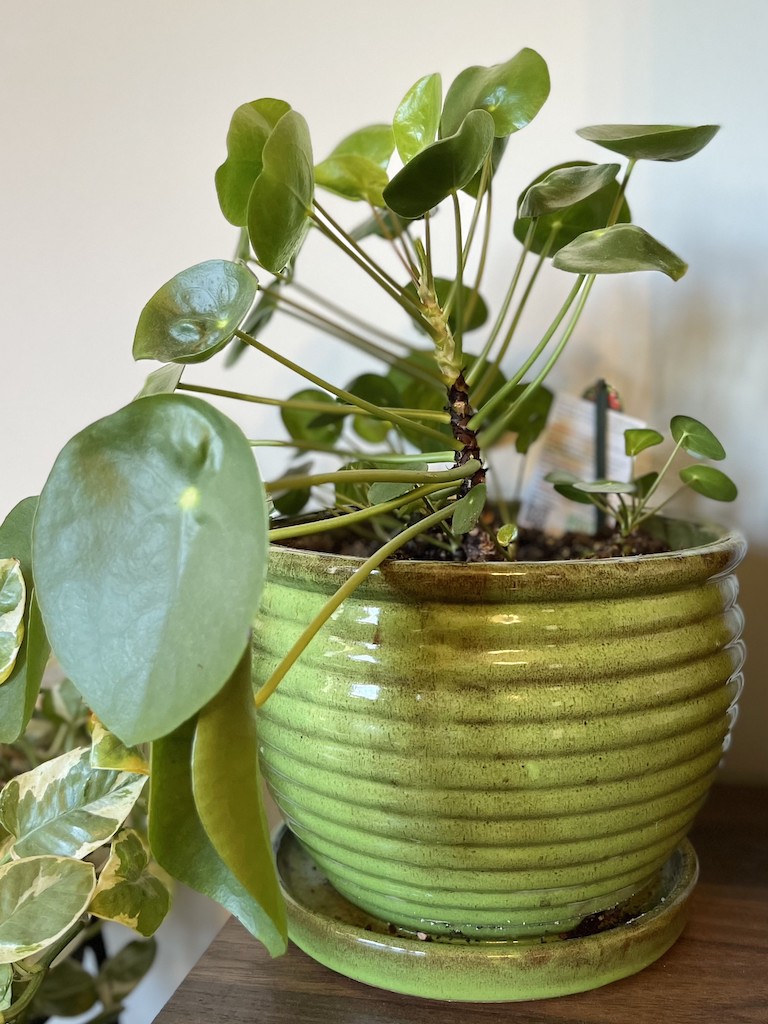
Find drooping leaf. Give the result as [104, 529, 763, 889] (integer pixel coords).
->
[30, 958, 98, 1018]
[402, 278, 489, 336]
[90, 829, 171, 937]
[394, 73, 442, 164]
[90, 719, 150, 775]
[552, 224, 687, 280]
[133, 260, 258, 364]
[247, 109, 314, 273]
[625, 428, 664, 457]
[134, 363, 184, 399]
[97, 937, 157, 1005]
[518, 163, 620, 218]
[0, 559, 25, 685]
[451, 483, 487, 535]
[383, 109, 494, 219]
[679, 465, 737, 501]
[215, 98, 292, 226]
[441, 49, 550, 138]
[0, 747, 146, 860]
[670, 415, 726, 460]
[577, 123, 719, 162]
[33, 394, 269, 745]
[149, 665, 287, 955]
[0, 856, 95, 964]
[514, 162, 631, 255]
[281, 388, 344, 446]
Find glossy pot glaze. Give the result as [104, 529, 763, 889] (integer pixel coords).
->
[253, 521, 745, 940]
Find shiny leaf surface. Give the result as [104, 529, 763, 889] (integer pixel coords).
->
[34, 395, 269, 745]
[625, 428, 664, 457]
[518, 162, 620, 218]
[383, 109, 494, 219]
[325, 124, 394, 167]
[577, 123, 719, 162]
[0, 559, 25, 685]
[135, 363, 184, 399]
[670, 415, 726, 460]
[133, 260, 258, 364]
[90, 719, 150, 775]
[441, 50, 550, 138]
[247, 109, 313, 273]
[552, 224, 687, 280]
[679, 465, 738, 501]
[0, 747, 145, 860]
[314, 154, 388, 205]
[215, 99, 291, 226]
[394, 73, 442, 163]
[0, 856, 95, 964]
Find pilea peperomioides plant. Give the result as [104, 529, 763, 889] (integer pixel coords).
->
[0, 49, 737, 995]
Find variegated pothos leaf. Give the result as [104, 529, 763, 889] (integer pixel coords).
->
[0, 559, 25, 685]
[90, 719, 150, 775]
[89, 829, 171, 937]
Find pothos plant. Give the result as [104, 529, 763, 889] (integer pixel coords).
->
[0, 49, 737, 999]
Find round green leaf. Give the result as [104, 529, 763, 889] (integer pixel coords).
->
[679, 465, 737, 501]
[670, 415, 726, 460]
[625, 428, 664, 457]
[133, 260, 258, 364]
[281, 389, 344, 446]
[394, 73, 442, 164]
[451, 483, 487, 535]
[247, 109, 314, 273]
[0, 856, 95, 964]
[552, 224, 687, 280]
[324, 123, 394, 168]
[314, 154, 388, 205]
[30, 959, 98, 1019]
[576, 123, 720, 162]
[33, 394, 269, 745]
[441, 49, 550, 138]
[383, 109, 494, 219]
[514, 162, 631, 255]
[215, 99, 292, 226]
[518, 163, 620, 218]
[135, 363, 184, 399]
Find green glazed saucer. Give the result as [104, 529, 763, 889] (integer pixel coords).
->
[274, 827, 699, 1002]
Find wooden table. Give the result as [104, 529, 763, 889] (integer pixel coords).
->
[154, 785, 767, 1023]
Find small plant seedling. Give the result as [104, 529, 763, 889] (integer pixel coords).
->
[546, 414, 738, 536]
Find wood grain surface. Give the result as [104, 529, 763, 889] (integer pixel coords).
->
[153, 785, 767, 1023]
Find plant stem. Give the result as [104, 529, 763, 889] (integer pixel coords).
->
[2, 920, 88, 1024]
[265, 459, 480, 495]
[608, 158, 637, 224]
[253, 498, 467, 707]
[234, 330, 459, 449]
[449, 191, 464, 361]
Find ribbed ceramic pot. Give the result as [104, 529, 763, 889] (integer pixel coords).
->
[253, 520, 745, 941]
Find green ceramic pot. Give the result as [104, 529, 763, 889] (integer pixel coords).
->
[253, 520, 745, 948]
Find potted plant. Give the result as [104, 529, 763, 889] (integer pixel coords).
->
[0, 49, 745, 1009]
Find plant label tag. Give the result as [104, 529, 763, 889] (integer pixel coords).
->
[518, 391, 645, 535]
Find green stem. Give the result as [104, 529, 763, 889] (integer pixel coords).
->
[234, 330, 459, 449]
[286, 280, 416, 353]
[269, 479, 457, 541]
[470, 276, 585, 430]
[265, 459, 480, 495]
[449, 191, 464, 361]
[462, 171, 493, 339]
[608, 158, 637, 225]
[254, 497, 467, 706]
[632, 437, 685, 511]
[313, 200, 403, 293]
[631, 484, 686, 531]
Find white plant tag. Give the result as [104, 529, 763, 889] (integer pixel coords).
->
[518, 391, 645, 535]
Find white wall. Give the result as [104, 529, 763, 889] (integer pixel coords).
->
[2, 2, 767, 1017]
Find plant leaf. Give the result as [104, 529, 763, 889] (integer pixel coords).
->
[281, 388, 344, 446]
[133, 260, 258, 364]
[383, 109, 494, 219]
[215, 98, 292, 226]
[0, 856, 95, 964]
[552, 224, 687, 280]
[247, 109, 314, 273]
[97, 937, 157, 1005]
[574, 479, 636, 494]
[514, 162, 631, 255]
[346, 374, 402, 444]
[634, 471, 659, 499]
[441, 49, 550, 138]
[30, 958, 98, 1019]
[0, 559, 25, 685]
[90, 829, 171, 937]
[90, 719, 150, 775]
[0, 963, 11, 1011]
[0, 499, 49, 743]
[679, 465, 737, 501]
[33, 394, 269, 745]
[625, 428, 664, 457]
[0, 747, 146, 860]
[670, 415, 726, 460]
[149, 663, 287, 955]
[518, 163, 620, 218]
[545, 470, 596, 505]
[368, 462, 428, 504]
[503, 384, 554, 454]
[314, 154, 388, 205]
[135, 363, 184, 399]
[451, 483, 487, 535]
[394, 73, 442, 163]
[324, 123, 394, 166]
[577, 123, 720, 162]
